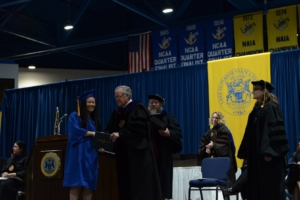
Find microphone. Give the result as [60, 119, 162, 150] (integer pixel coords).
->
[59, 114, 68, 121]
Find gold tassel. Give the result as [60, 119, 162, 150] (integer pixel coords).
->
[77, 99, 80, 116]
[261, 81, 266, 108]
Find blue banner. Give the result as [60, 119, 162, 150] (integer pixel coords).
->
[152, 28, 178, 70]
[206, 18, 234, 61]
[178, 23, 205, 66]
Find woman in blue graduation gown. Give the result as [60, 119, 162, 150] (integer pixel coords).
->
[63, 90, 102, 200]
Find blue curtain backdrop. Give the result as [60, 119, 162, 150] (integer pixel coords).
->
[0, 64, 209, 157]
[271, 49, 300, 159]
[1, 49, 300, 158]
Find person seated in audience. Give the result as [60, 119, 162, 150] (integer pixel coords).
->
[198, 111, 237, 200]
[286, 141, 300, 199]
[0, 141, 28, 200]
[0, 157, 5, 170]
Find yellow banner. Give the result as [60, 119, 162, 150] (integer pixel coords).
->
[234, 11, 264, 57]
[298, 5, 300, 39]
[207, 53, 271, 167]
[267, 5, 298, 52]
[0, 111, 2, 131]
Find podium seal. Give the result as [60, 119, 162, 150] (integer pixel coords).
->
[41, 152, 61, 178]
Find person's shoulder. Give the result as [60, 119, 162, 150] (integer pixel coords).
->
[266, 101, 280, 109]
[69, 111, 79, 118]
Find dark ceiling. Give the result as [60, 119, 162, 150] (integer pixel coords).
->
[0, 0, 299, 71]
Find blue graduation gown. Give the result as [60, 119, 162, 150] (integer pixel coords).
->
[63, 112, 99, 190]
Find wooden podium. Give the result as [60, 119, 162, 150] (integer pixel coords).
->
[25, 135, 118, 200]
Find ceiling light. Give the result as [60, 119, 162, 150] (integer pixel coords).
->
[28, 65, 36, 69]
[162, 0, 173, 13]
[162, 8, 173, 13]
[64, 0, 73, 30]
[64, 23, 73, 30]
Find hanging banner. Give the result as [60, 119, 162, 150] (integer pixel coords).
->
[206, 18, 234, 61]
[207, 52, 271, 167]
[178, 22, 205, 66]
[234, 11, 264, 56]
[267, 5, 298, 52]
[152, 28, 178, 70]
[298, 5, 300, 33]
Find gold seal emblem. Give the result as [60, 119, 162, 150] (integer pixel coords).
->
[8, 165, 14, 171]
[41, 152, 61, 178]
[119, 120, 125, 128]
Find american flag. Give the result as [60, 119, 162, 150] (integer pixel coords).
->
[128, 32, 152, 73]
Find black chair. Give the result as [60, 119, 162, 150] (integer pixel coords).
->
[285, 158, 295, 200]
[16, 186, 25, 200]
[188, 157, 233, 200]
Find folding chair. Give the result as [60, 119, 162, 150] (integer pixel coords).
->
[188, 157, 234, 200]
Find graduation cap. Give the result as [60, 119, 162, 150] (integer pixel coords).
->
[251, 80, 275, 93]
[148, 94, 165, 103]
[76, 89, 96, 116]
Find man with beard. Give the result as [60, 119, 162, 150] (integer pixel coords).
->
[105, 86, 162, 200]
[148, 94, 182, 200]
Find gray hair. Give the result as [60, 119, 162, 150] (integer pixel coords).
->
[115, 85, 132, 98]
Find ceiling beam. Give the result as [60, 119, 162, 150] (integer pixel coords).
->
[0, 0, 31, 8]
[64, 0, 92, 39]
[227, 0, 257, 10]
[142, 0, 165, 21]
[0, 27, 56, 47]
[0, 36, 127, 60]
[174, 0, 192, 20]
[112, 0, 168, 28]
[1, 3, 28, 26]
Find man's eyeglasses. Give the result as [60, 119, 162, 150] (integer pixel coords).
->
[114, 94, 124, 99]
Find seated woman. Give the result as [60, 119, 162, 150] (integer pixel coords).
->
[287, 141, 300, 199]
[0, 141, 28, 200]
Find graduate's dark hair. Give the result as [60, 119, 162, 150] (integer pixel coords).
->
[79, 98, 101, 131]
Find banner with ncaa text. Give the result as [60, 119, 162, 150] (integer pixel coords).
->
[234, 11, 264, 56]
[152, 28, 178, 70]
[267, 5, 298, 52]
[206, 18, 234, 61]
[178, 22, 205, 66]
[208, 53, 271, 167]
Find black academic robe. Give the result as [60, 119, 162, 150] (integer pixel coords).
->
[238, 102, 290, 200]
[0, 153, 28, 200]
[286, 150, 300, 194]
[198, 124, 237, 187]
[151, 110, 182, 199]
[105, 100, 162, 200]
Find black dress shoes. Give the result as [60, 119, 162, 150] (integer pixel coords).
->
[226, 187, 238, 195]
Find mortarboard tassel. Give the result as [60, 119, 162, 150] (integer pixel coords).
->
[261, 81, 266, 108]
[77, 99, 80, 116]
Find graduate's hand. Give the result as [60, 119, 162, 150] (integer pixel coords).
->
[206, 141, 213, 149]
[98, 148, 105, 153]
[205, 148, 211, 154]
[110, 132, 119, 142]
[159, 128, 170, 137]
[264, 156, 272, 162]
